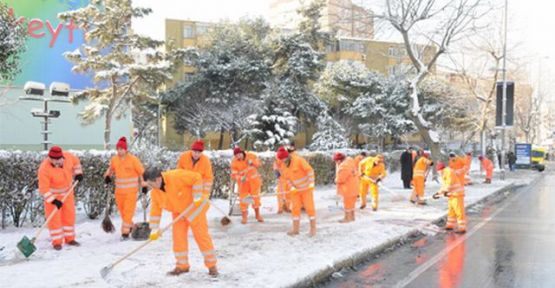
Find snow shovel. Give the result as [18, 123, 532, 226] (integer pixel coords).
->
[101, 184, 115, 233]
[100, 202, 196, 279]
[17, 180, 79, 258]
[131, 191, 151, 241]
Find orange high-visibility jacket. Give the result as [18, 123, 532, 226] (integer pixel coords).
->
[281, 154, 315, 192]
[336, 157, 359, 198]
[38, 152, 82, 203]
[464, 155, 472, 174]
[230, 152, 261, 183]
[441, 167, 465, 197]
[449, 157, 466, 182]
[177, 151, 214, 195]
[149, 170, 204, 230]
[413, 157, 432, 178]
[109, 153, 144, 193]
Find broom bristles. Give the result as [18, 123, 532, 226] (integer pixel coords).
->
[102, 216, 115, 233]
[220, 216, 231, 226]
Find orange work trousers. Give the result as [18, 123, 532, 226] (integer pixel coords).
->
[343, 195, 357, 212]
[115, 191, 138, 234]
[44, 193, 76, 245]
[446, 196, 466, 231]
[413, 177, 425, 198]
[172, 210, 217, 269]
[485, 168, 493, 180]
[291, 188, 316, 220]
[238, 179, 261, 212]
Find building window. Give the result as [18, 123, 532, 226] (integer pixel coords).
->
[196, 23, 211, 36]
[338, 39, 365, 53]
[183, 25, 194, 38]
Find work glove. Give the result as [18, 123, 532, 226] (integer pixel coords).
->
[309, 183, 314, 189]
[274, 171, 281, 178]
[376, 178, 382, 183]
[142, 187, 149, 194]
[241, 175, 247, 183]
[193, 193, 206, 206]
[149, 230, 162, 241]
[432, 193, 441, 200]
[74, 174, 84, 182]
[290, 187, 297, 194]
[51, 199, 63, 209]
[247, 160, 253, 166]
[430, 161, 434, 166]
[104, 176, 112, 184]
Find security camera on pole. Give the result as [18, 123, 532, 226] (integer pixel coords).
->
[20, 81, 72, 150]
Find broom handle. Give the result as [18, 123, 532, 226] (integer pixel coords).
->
[207, 198, 230, 218]
[107, 202, 195, 270]
[364, 176, 401, 197]
[104, 184, 112, 217]
[33, 180, 79, 242]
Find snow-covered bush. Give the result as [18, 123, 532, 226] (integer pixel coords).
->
[309, 111, 350, 151]
[245, 100, 297, 151]
[0, 148, 341, 228]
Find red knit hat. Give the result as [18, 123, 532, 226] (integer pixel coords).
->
[436, 161, 446, 171]
[423, 152, 430, 158]
[116, 137, 127, 150]
[233, 147, 243, 156]
[276, 146, 289, 160]
[478, 155, 484, 160]
[48, 146, 63, 159]
[333, 152, 345, 161]
[191, 140, 204, 152]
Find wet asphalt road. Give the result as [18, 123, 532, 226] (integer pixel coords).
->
[323, 167, 551, 288]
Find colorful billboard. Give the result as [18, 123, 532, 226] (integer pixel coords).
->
[2, 0, 90, 89]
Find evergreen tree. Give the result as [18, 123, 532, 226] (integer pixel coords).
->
[59, 0, 187, 148]
[0, 3, 26, 82]
[309, 111, 350, 151]
[245, 98, 297, 150]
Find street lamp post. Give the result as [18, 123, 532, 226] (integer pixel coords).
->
[500, 0, 508, 180]
[20, 81, 71, 150]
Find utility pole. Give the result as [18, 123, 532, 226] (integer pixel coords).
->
[500, 0, 508, 180]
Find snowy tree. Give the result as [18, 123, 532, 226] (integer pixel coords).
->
[309, 111, 350, 151]
[163, 18, 272, 149]
[58, 0, 188, 148]
[382, 0, 488, 171]
[245, 97, 297, 151]
[0, 3, 26, 82]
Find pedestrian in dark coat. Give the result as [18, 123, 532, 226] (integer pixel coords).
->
[400, 147, 414, 189]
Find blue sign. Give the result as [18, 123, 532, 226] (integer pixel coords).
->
[515, 143, 531, 168]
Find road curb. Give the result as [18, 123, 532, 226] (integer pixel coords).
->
[285, 173, 544, 288]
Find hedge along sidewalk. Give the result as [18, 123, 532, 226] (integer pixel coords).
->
[286, 171, 544, 288]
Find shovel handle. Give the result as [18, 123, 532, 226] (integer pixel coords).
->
[33, 180, 79, 243]
[103, 202, 195, 274]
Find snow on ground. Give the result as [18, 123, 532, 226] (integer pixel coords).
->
[0, 169, 539, 288]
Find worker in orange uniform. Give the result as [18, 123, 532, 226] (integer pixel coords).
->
[177, 140, 213, 199]
[411, 152, 433, 205]
[276, 146, 317, 237]
[144, 167, 218, 277]
[360, 154, 386, 211]
[103, 137, 146, 240]
[433, 162, 466, 233]
[353, 151, 367, 175]
[273, 156, 291, 214]
[38, 146, 83, 250]
[463, 152, 473, 185]
[478, 155, 494, 184]
[334, 152, 359, 222]
[230, 147, 264, 224]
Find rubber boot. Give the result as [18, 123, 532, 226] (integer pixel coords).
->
[308, 219, 317, 237]
[254, 207, 264, 223]
[372, 196, 379, 212]
[241, 211, 248, 224]
[167, 266, 190, 276]
[53, 244, 62, 251]
[350, 211, 355, 222]
[67, 240, 80, 246]
[208, 266, 219, 277]
[283, 202, 291, 213]
[360, 195, 367, 209]
[287, 220, 300, 236]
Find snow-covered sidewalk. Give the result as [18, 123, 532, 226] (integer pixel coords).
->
[0, 169, 540, 288]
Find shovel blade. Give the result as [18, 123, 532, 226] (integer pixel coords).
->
[100, 265, 113, 279]
[16, 236, 36, 258]
[131, 222, 151, 241]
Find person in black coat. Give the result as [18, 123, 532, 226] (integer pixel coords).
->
[400, 147, 414, 189]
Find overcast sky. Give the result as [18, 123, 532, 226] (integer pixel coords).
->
[132, 0, 555, 96]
